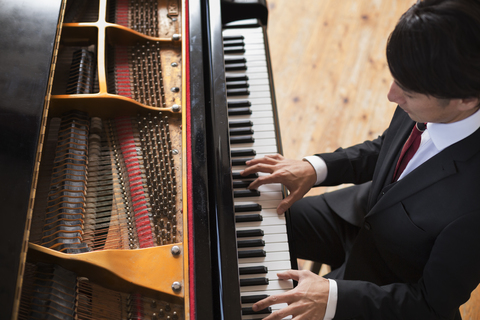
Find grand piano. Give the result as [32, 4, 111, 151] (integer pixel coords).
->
[0, 0, 297, 319]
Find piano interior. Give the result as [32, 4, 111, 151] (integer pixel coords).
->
[17, 0, 187, 319]
[3, 0, 297, 318]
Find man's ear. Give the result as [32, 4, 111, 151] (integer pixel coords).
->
[458, 97, 480, 111]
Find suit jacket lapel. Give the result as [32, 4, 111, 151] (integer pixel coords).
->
[368, 121, 480, 216]
[367, 109, 414, 210]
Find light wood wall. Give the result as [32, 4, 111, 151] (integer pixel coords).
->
[264, 0, 480, 317]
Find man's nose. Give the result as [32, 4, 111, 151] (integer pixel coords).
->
[387, 81, 406, 105]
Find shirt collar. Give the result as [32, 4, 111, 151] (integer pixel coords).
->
[427, 108, 480, 151]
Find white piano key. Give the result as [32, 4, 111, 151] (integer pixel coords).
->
[230, 138, 277, 148]
[233, 184, 282, 193]
[226, 71, 268, 80]
[228, 95, 271, 104]
[237, 241, 289, 254]
[231, 145, 278, 154]
[238, 259, 292, 271]
[227, 65, 269, 75]
[230, 103, 274, 113]
[236, 219, 288, 230]
[242, 78, 270, 86]
[230, 110, 273, 119]
[236, 216, 287, 228]
[234, 199, 283, 209]
[236, 217, 287, 229]
[236, 223, 287, 233]
[240, 271, 288, 283]
[240, 279, 294, 293]
[230, 118, 274, 128]
[241, 289, 292, 302]
[223, 27, 263, 36]
[240, 85, 271, 93]
[234, 190, 282, 201]
[251, 131, 276, 139]
[226, 59, 266, 68]
[245, 123, 275, 132]
[227, 92, 270, 101]
[239, 233, 289, 244]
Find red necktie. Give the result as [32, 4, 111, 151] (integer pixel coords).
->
[393, 123, 426, 181]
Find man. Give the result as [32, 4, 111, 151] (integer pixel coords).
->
[241, 0, 480, 319]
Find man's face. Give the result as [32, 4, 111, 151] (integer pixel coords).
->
[387, 80, 472, 124]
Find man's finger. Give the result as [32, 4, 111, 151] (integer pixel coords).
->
[276, 269, 301, 281]
[248, 174, 282, 190]
[240, 163, 275, 176]
[276, 192, 303, 214]
[245, 154, 280, 166]
[252, 293, 289, 313]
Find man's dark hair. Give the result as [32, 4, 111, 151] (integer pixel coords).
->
[386, 0, 480, 99]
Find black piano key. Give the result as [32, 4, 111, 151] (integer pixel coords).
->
[236, 214, 263, 223]
[237, 239, 265, 248]
[223, 39, 245, 47]
[232, 172, 258, 180]
[227, 100, 251, 107]
[225, 57, 247, 64]
[223, 35, 244, 41]
[227, 88, 250, 96]
[240, 277, 269, 287]
[229, 119, 253, 127]
[226, 80, 249, 89]
[242, 307, 272, 316]
[238, 249, 266, 259]
[224, 46, 245, 54]
[226, 75, 249, 82]
[225, 63, 247, 72]
[230, 135, 254, 144]
[237, 229, 264, 237]
[239, 266, 268, 275]
[241, 294, 269, 303]
[231, 149, 256, 157]
[233, 180, 252, 188]
[232, 157, 253, 166]
[234, 190, 261, 198]
[228, 107, 252, 116]
[230, 127, 254, 135]
[235, 203, 262, 212]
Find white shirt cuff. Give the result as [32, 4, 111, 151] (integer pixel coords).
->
[303, 156, 328, 185]
[324, 279, 338, 320]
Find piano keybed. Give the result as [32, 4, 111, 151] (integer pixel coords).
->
[223, 23, 295, 319]
[18, 0, 187, 319]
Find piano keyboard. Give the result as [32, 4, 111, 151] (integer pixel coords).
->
[223, 23, 294, 319]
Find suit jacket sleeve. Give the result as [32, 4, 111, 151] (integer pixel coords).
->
[332, 208, 480, 320]
[315, 131, 387, 186]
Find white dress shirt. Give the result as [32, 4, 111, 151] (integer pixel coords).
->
[303, 107, 480, 320]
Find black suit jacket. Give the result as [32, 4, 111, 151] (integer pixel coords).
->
[315, 107, 480, 319]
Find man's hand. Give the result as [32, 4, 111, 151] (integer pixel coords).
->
[240, 154, 317, 214]
[252, 270, 330, 320]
